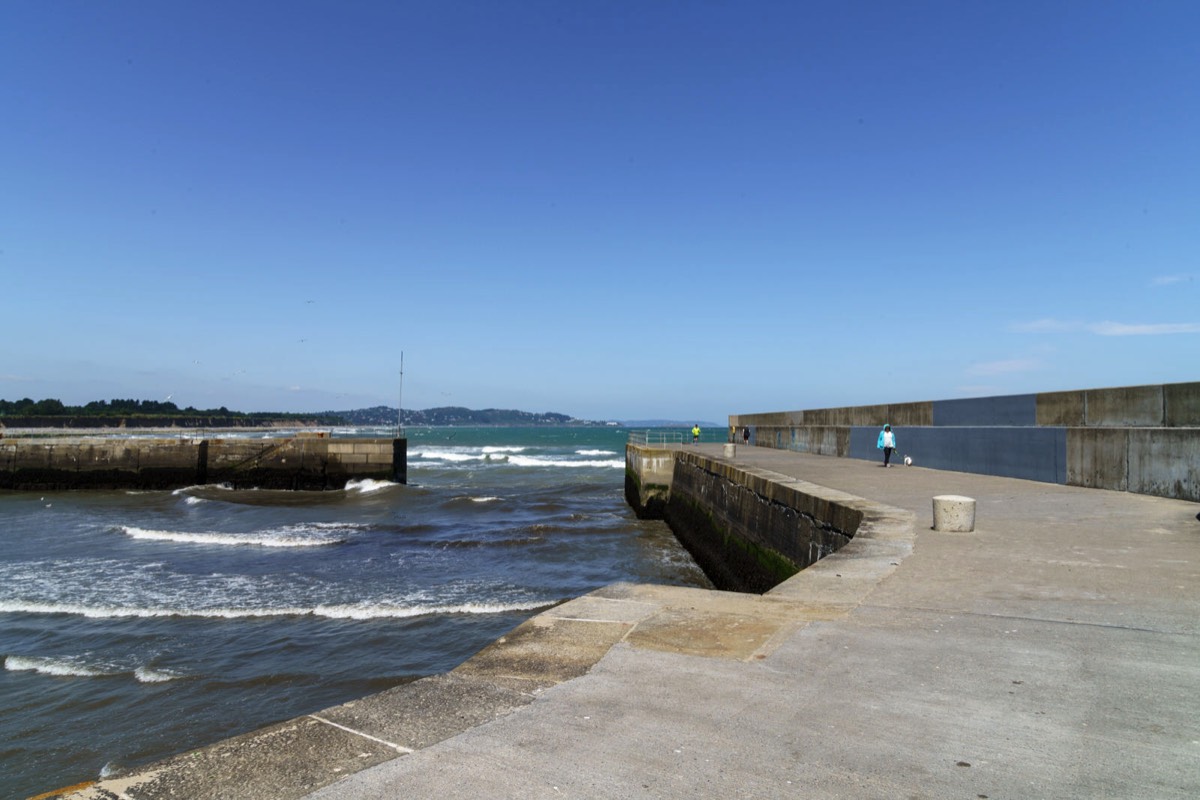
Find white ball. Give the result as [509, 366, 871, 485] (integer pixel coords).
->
[903, 456, 913, 466]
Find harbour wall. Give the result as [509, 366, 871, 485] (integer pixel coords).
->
[626, 445, 860, 592]
[0, 434, 407, 491]
[730, 381, 1200, 502]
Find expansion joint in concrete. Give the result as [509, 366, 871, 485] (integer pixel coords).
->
[307, 714, 414, 754]
[867, 603, 1192, 636]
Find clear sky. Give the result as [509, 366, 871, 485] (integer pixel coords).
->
[2, 1, 1197, 423]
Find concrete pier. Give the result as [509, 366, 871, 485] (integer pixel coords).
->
[45, 444, 1199, 799]
[0, 433, 407, 490]
[733, 380, 1200, 502]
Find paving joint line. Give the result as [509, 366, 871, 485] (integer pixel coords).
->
[864, 602, 1196, 636]
[307, 714, 414, 754]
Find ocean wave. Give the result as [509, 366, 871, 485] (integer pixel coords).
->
[444, 495, 503, 506]
[5, 654, 182, 683]
[413, 448, 622, 469]
[171, 483, 232, 496]
[507, 455, 623, 469]
[0, 599, 551, 620]
[117, 525, 346, 548]
[411, 449, 487, 463]
[4, 655, 114, 678]
[344, 478, 399, 494]
[412, 447, 522, 463]
[437, 534, 547, 549]
[133, 665, 183, 683]
[310, 600, 552, 619]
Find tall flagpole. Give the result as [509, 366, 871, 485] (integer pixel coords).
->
[397, 351, 405, 438]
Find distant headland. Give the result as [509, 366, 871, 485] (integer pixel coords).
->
[329, 405, 601, 427]
[0, 398, 616, 429]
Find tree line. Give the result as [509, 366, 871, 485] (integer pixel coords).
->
[0, 398, 311, 420]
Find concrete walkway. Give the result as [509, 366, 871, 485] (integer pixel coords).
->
[60, 446, 1200, 799]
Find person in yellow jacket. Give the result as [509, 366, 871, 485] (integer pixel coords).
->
[692, 424, 701, 444]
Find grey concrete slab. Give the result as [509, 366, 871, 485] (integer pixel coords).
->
[314, 673, 535, 752]
[68, 715, 400, 800]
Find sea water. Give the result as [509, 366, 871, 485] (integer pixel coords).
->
[0, 426, 709, 799]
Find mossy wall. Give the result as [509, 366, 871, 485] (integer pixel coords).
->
[623, 445, 860, 594]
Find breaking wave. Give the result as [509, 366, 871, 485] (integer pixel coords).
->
[4, 655, 183, 683]
[0, 599, 551, 621]
[117, 523, 351, 548]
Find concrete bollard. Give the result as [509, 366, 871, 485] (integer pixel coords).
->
[932, 495, 976, 532]
[723, 443, 736, 458]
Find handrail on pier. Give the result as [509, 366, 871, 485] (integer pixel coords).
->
[628, 430, 685, 446]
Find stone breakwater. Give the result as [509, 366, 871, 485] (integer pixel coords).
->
[0, 434, 406, 490]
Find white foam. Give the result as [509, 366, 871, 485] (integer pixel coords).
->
[5, 655, 112, 678]
[119, 526, 344, 548]
[414, 446, 621, 469]
[507, 455, 623, 469]
[134, 665, 182, 683]
[0, 598, 549, 620]
[344, 478, 398, 494]
[0, 600, 306, 619]
[470, 496, 501, 503]
[311, 600, 551, 620]
[413, 449, 488, 463]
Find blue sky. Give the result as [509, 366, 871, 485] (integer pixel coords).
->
[2, 1, 1197, 423]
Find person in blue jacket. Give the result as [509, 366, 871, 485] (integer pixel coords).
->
[876, 424, 897, 467]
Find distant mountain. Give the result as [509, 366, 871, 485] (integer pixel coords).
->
[325, 406, 588, 427]
[622, 420, 724, 429]
[321, 407, 720, 428]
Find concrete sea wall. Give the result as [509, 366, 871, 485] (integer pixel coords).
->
[626, 445, 859, 592]
[732, 381, 1200, 502]
[0, 434, 407, 490]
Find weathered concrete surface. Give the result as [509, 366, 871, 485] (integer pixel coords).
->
[1128, 428, 1200, 500]
[1038, 388, 1087, 426]
[931, 493, 976, 531]
[1065, 426, 1129, 491]
[624, 444, 679, 518]
[1165, 382, 1200, 426]
[49, 445, 1200, 800]
[1085, 384, 1165, 427]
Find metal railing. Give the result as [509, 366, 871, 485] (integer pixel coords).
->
[628, 430, 689, 446]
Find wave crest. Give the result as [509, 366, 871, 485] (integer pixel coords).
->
[0, 598, 551, 620]
[4, 655, 112, 677]
[117, 524, 349, 548]
[344, 478, 399, 494]
[5, 655, 184, 682]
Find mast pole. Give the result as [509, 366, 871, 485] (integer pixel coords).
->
[397, 351, 405, 438]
